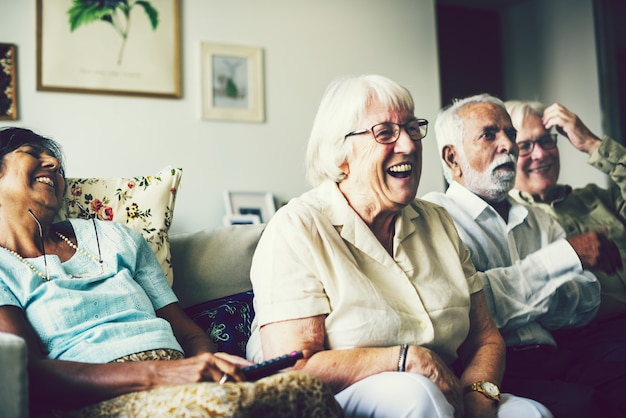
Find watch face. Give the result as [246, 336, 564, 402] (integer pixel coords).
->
[482, 381, 500, 396]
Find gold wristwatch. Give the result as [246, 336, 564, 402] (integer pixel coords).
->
[464, 381, 501, 402]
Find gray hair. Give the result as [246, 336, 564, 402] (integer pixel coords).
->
[305, 74, 415, 187]
[504, 100, 546, 130]
[434, 93, 507, 183]
[0, 127, 65, 177]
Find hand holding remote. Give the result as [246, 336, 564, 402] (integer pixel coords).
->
[242, 351, 304, 381]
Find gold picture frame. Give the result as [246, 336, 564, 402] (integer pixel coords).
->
[201, 42, 265, 122]
[36, 0, 181, 98]
[0, 43, 17, 121]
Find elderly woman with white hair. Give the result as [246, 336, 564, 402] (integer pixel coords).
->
[246, 75, 552, 418]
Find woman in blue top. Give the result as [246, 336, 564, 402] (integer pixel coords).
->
[0, 127, 342, 417]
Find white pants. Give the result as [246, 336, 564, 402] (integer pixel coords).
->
[335, 372, 553, 418]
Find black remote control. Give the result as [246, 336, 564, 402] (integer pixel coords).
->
[242, 351, 304, 381]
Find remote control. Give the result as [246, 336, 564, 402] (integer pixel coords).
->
[242, 351, 304, 381]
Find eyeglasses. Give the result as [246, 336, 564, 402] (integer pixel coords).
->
[344, 118, 428, 144]
[28, 203, 103, 281]
[517, 133, 558, 156]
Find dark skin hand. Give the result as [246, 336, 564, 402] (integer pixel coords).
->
[566, 230, 623, 274]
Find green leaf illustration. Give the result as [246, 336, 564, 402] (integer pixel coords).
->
[136, 1, 159, 29]
[67, 0, 160, 65]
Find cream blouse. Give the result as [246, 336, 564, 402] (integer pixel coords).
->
[246, 181, 482, 365]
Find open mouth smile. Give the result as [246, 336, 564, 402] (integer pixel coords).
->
[34, 176, 55, 188]
[388, 163, 413, 178]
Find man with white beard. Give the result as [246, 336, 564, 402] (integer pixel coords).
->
[423, 94, 625, 418]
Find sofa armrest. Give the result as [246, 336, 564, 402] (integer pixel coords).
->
[170, 224, 265, 308]
[0, 331, 28, 418]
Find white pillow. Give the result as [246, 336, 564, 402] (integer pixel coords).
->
[56, 166, 182, 285]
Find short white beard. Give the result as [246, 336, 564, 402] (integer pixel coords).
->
[458, 152, 517, 202]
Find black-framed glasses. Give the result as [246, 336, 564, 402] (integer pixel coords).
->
[517, 133, 558, 156]
[344, 118, 429, 144]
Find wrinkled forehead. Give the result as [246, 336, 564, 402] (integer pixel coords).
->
[459, 102, 510, 123]
[456, 103, 511, 145]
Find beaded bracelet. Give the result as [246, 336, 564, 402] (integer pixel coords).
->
[397, 344, 409, 372]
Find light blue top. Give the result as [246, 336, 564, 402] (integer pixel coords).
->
[0, 219, 182, 363]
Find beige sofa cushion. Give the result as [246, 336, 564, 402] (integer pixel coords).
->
[170, 224, 265, 308]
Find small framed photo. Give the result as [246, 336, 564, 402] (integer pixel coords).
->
[224, 191, 275, 224]
[0, 43, 17, 120]
[201, 42, 265, 122]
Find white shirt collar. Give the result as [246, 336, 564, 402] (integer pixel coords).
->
[447, 181, 529, 230]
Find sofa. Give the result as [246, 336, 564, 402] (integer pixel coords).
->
[0, 167, 267, 417]
[171, 224, 265, 357]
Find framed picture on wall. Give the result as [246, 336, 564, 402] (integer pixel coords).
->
[0, 43, 17, 120]
[36, 0, 181, 98]
[224, 191, 275, 224]
[201, 42, 265, 122]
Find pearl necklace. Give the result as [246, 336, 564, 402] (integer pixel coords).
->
[0, 245, 48, 280]
[0, 232, 103, 281]
[55, 232, 103, 268]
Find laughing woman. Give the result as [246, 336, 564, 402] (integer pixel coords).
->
[246, 75, 553, 418]
[0, 127, 342, 418]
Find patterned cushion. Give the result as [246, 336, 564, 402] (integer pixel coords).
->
[184, 290, 255, 357]
[55, 166, 182, 285]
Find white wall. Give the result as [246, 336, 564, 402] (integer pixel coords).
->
[0, 0, 443, 233]
[502, 0, 608, 188]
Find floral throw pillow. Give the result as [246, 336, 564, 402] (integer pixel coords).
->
[55, 166, 182, 286]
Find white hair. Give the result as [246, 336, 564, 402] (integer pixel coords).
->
[305, 74, 415, 187]
[434, 93, 508, 183]
[504, 100, 546, 130]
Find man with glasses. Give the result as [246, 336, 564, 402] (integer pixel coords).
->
[423, 94, 626, 417]
[506, 101, 626, 323]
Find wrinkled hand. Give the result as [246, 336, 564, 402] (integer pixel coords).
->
[404, 345, 464, 418]
[566, 230, 623, 274]
[543, 103, 601, 154]
[150, 352, 251, 386]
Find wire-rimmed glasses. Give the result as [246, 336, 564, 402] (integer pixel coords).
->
[344, 118, 429, 144]
[517, 133, 558, 156]
[28, 202, 104, 281]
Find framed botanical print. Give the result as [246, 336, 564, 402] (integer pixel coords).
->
[36, 0, 181, 98]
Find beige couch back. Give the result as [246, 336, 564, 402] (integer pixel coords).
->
[170, 224, 265, 308]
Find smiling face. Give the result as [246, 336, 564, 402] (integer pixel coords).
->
[0, 144, 66, 214]
[513, 113, 560, 201]
[339, 103, 422, 218]
[454, 102, 518, 202]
